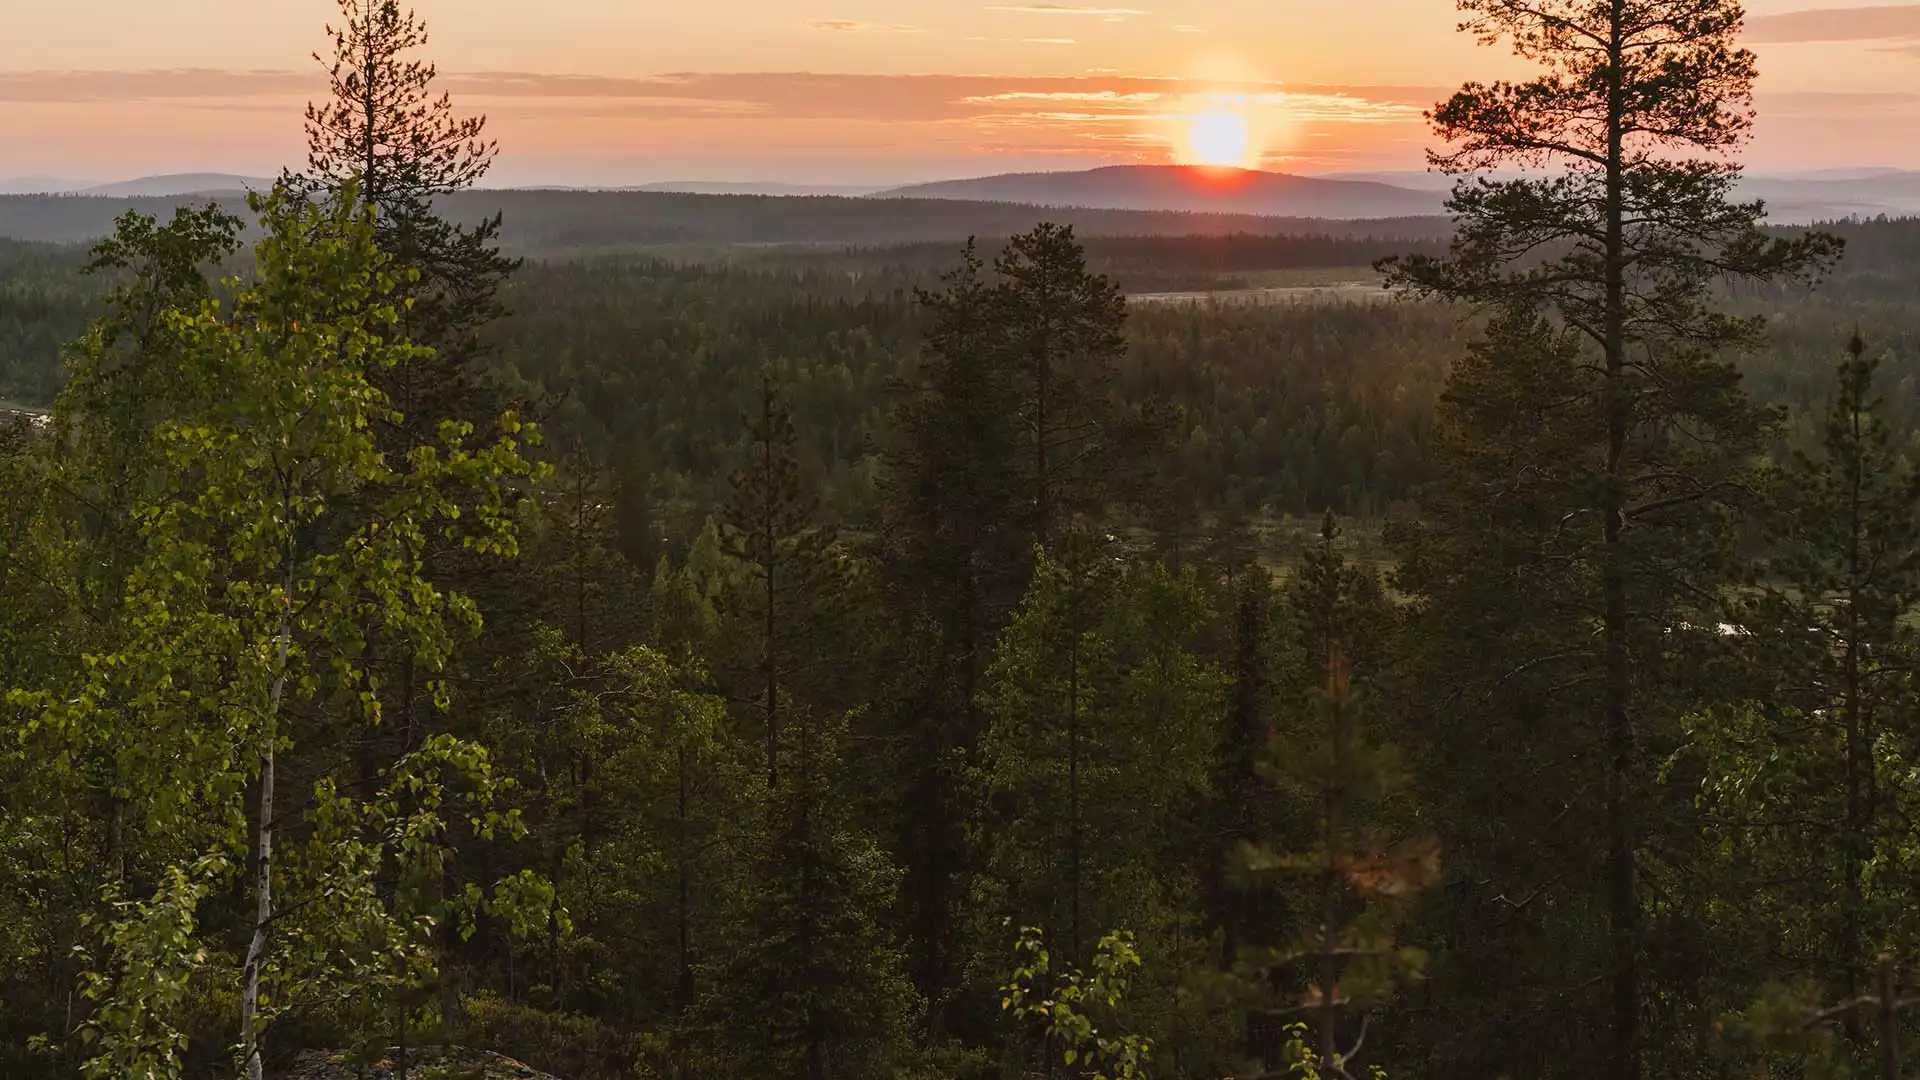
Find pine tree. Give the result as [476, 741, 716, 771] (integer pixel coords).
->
[1380, 2, 1839, 1074]
[1279, 514, 1394, 707]
[991, 223, 1137, 547]
[291, 8, 529, 979]
[294, 0, 517, 437]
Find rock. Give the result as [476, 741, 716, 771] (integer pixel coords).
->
[285, 1045, 563, 1080]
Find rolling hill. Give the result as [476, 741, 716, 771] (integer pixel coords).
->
[1301, 168, 1920, 221]
[82, 173, 271, 197]
[875, 165, 1449, 219]
[630, 181, 889, 197]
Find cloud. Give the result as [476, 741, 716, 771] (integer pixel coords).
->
[1745, 5, 1920, 44]
[806, 19, 924, 33]
[960, 83, 1427, 129]
[0, 70, 1454, 122]
[964, 90, 1166, 103]
[965, 35, 1081, 44]
[1757, 89, 1920, 112]
[0, 68, 314, 103]
[9, 67, 1913, 176]
[985, 4, 1148, 15]
[1173, 24, 1206, 33]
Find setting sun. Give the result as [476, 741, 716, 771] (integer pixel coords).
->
[1184, 109, 1254, 169]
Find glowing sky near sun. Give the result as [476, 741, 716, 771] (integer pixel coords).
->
[3, 0, 1920, 183]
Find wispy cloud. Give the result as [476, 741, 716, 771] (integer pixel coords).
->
[964, 90, 1165, 103]
[1241, 91, 1426, 124]
[0, 68, 314, 103]
[806, 19, 924, 33]
[1023, 37, 1081, 44]
[0, 70, 1453, 120]
[1745, 5, 1920, 44]
[985, 4, 1148, 16]
[1173, 24, 1206, 33]
[7, 68, 1906, 176]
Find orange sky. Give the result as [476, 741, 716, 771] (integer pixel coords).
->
[3, 1, 1919, 183]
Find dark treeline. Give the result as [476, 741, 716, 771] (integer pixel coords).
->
[635, 232, 1453, 292]
[10, 2, 1920, 1080]
[0, 239, 97, 405]
[0, 189, 1453, 250]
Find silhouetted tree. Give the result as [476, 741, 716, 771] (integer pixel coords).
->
[1382, 1, 1839, 1074]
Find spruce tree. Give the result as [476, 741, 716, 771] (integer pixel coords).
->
[878, 227, 1161, 1022]
[1770, 334, 1920, 1013]
[1381, 2, 1838, 1074]
[1204, 571, 1282, 973]
[695, 707, 918, 1080]
[975, 539, 1226, 1053]
[1697, 334, 1920, 1044]
[879, 241, 1025, 1015]
[722, 375, 843, 787]
[1226, 515, 1418, 1078]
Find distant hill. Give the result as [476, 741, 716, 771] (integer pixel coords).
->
[0, 177, 92, 195]
[0, 189, 1455, 251]
[1314, 168, 1920, 221]
[630, 181, 889, 197]
[875, 166, 1450, 219]
[79, 173, 271, 197]
[1740, 172, 1920, 221]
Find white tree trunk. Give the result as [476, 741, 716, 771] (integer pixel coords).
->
[240, 596, 292, 1080]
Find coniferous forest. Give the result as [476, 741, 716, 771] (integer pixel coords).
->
[7, 2, 1920, 1079]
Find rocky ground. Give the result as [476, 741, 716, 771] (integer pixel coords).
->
[285, 1046, 562, 1080]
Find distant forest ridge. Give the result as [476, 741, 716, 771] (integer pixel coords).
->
[874, 164, 1920, 223]
[5, 171, 1917, 251]
[0, 188, 1456, 251]
[876, 165, 1450, 219]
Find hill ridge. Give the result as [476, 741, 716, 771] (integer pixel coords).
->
[873, 164, 1448, 220]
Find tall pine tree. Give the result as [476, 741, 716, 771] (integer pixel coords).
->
[1382, 1, 1839, 1075]
[294, 0, 517, 435]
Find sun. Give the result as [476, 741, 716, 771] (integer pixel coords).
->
[1184, 109, 1253, 169]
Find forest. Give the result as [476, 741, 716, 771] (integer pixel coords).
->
[7, 1, 1920, 1080]
[0, 189, 1457, 251]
